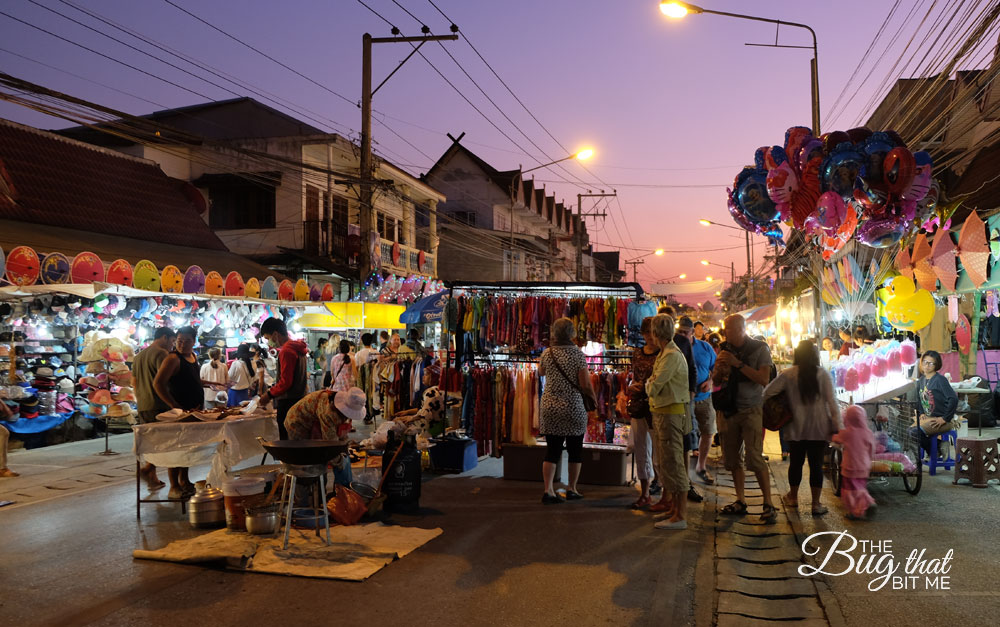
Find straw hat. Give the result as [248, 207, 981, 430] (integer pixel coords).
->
[88, 389, 113, 405]
[105, 402, 133, 418]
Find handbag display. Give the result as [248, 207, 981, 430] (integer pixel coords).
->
[549, 350, 598, 412]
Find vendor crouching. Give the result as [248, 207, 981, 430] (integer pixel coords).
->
[284, 387, 366, 486]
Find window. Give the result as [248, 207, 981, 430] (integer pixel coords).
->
[205, 177, 277, 230]
[452, 211, 477, 226]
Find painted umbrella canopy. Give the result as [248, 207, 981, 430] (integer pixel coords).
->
[205, 271, 225, 296]
[278, 279, 294, 301]
[928, 230, 957, 292]
[260, 276, 278, 300]
[105, 259, 134, 286]
[133, 260, 161, 291]
[309, 283, 322, 301]
[71, 251, 105, 284]
[40, 252, 71, 284]
[224, 271, 245, 297]
[160, 264, 183, 293]
[321, 283, 334, 301]
[293, 279, 309, 301]
[5, 246, 40, 286]
[957, 211, 990, 288]
[245, 277, 261, 299]
[183, 265, 205, 294]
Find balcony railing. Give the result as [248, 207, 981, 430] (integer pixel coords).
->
[380, 238, 435, 277]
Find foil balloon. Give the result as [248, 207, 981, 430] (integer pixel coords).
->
[853, 176, 889, 215]
[856, 215, 906, 248]
[883, 146, 916, 195]
[885, 276, 935, 331]
[814, 191, 848, 235]
[861, 132, 896, 188]
[820, 143, 866, 199]
[727, 190, 759, 232]
[797, 138, 824, 173]
[846, 126, 873, 145]
[734, 168, 780, 225]
[901, 151, 933, 204]
[822, 130, 851, 153]
[766, 161, 797, 222]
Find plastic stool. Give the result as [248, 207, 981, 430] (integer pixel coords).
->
[924, 429, 957, 475]
[953, 436, 1000, 487]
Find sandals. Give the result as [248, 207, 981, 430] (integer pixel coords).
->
[631, 495, 651, 509]
[760, 504, 778, 522]
[696, 469, 714, 485]
[720, 501, 748, 516]
[782, 493, 798, 508]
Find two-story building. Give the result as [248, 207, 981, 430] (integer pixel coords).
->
[59, 98, 445, 297]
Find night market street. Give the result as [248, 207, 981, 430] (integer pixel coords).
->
[3, 432, 999, 627]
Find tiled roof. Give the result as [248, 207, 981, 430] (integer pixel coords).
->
[0, 119, 227, 251]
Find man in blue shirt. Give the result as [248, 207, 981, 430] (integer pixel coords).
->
[688, 319, 717, 484]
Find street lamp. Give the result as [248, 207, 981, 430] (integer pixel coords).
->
[699, 218, 752, 279]
[510, 148, 595, 280]
[701, 259, 735, 285]
[659, 1, 820, 135]
[624, 248, 665, 283]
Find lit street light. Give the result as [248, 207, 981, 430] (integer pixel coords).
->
[699, 218, 753, 281]
[624, 248, 666, 283]
[702, 258, 736, 285]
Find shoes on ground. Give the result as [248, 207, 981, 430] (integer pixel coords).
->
[654, 519, 687, 530]
[649, 480, 662, 495]
[696, 469, 714, 484]
[687, 486, 703, 503]
[541, 493, 565, 505]
[564, 490, 584, 501]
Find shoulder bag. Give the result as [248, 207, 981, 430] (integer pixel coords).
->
[762, 390, 792, 431]
[549, 350, 598, 412]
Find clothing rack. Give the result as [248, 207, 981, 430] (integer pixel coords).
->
[445, 280, 644, 300]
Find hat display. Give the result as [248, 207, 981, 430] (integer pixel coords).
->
[112, 386, 135, 402]
[105, 402, 133, 418]
[80, 374, 108, 389]
[58, 378, 75, 394]
[109, 370, 132, 386]
[334, 387, 367, 422]
[82, 403, 105, 417]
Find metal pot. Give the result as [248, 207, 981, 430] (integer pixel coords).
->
[245, 510, 279, 535]
[188, 481, 226, 528]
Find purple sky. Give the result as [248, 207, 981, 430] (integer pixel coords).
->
[0, 1, 984, 303]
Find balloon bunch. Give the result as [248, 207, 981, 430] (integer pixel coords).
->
[355, 271, 444, 304]
[729, 126, 942, 258]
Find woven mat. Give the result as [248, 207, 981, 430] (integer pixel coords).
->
[133, 523, 442, 581]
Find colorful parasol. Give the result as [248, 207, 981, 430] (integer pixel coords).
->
[183, 265, 205, 294]
[956, 314, 972, 354]
[956, 211, 990, 288]
[71, 251, 105, 284]
[260, 276, 278, 300]
[205, 271, 224, 296]
[293, 279, 309, 301]
[911, 233, 936, 292]
[105, 259, 133, 286]
[40, 252, 71, 284]
[928, 229, 957, 292]
[895, 245, 914, 279]
[160, 265, 183, 293]
[321, 283, 334, 301]
[224, 271, 245, 297]
[5, 246, 40, 286]
[133, 260, 160, 291]
[278, 279, 294, 301]
[245, 277, 261, 299]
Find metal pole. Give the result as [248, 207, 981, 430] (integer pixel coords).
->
[810, 55, 821, 135]
[360, 33, 374, 281]
[575, 194, 583, 281]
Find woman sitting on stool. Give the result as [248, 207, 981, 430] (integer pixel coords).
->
[909, 350, 958, 456]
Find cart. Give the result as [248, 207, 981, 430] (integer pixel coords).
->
[829, 400, 922, 496]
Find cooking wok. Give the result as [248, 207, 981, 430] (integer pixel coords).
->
[258, 438, 348, 466]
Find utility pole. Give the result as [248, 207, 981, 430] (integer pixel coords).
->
[360, 32, 459, 281]
[624, 259, 644, 283]
[575, 192, 614, 280]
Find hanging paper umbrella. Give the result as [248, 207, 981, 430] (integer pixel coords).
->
[260, 276, 278, 300]
[293, 279, 309, 301]
[40, 252, 71, 284]
[105, 259, 134, 286]
[956, 314, 972, 354]
[309, 283, 322, 301]
[895, 245, 914, 279]
[956, 211, 990, 288]
[71, 251, 104, 284]
[278, 279, 294, 301]
[928, 229, 957, 292]
[321, 283, 334, 301]
[183, 265, 205, 294]
[911, 233, 936, 292]
[224, 271, 245, 297]
[848, 255, 865, 293]
[245, 277, 261, 299]
[5, 245, 40, 286]
[205, 271, 225, 296]
[160, 264, 183, 293]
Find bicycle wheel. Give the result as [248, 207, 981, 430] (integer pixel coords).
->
[829, 448, 842, 497]
[903, 447, 922, 495]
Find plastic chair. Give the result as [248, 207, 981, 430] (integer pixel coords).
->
[923, 429, 958, 475]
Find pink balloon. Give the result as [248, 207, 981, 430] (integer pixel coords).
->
[766, 161, 797, 222]
[814, 191, 847, 235]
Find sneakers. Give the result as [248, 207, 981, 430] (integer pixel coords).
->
[654, 519, 687, 530]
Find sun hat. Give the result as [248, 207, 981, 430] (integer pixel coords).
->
[112, 386, 136, 402]
[334, 387, 367, 422]
[88, 389, 113, 405]
[82, 403, 105, 416]
[80, 374, 108, 389]
[58, 378, 75, 394]
[105, 402, 133, 418]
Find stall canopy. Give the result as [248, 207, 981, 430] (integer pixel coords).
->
[399, 291, 448, 325]
[737, 304, 777, 322]
[296, 302, 404, 330]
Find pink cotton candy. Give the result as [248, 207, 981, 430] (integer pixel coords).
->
[887, 348, 902, 372]
[872, 356, 888, 378]
[900, 340, 918, 366]
[844, 367, 860, 392]
[857, 358, 872, 385]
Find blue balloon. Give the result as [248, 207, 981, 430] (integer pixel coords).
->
[735, 169, 780, 225]
[861, 131, 896, 187]
[820, 143, 866, 199]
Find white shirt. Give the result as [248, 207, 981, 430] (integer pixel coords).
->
[201, 361, 228, 402]
[228, 360, 254, 391]
[355, 347, 375, 367]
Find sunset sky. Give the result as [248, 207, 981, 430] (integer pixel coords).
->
[1, 0, 990, 303]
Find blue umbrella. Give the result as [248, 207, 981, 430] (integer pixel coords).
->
[400, 292, 448, 325]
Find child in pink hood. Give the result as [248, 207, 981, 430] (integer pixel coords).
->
[832, 405, 876, 520]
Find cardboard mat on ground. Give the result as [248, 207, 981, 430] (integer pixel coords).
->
[133, 523, 442, 580]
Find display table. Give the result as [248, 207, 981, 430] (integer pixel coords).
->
[132, 414, 278, 518]
[837, 380, 915, 405]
